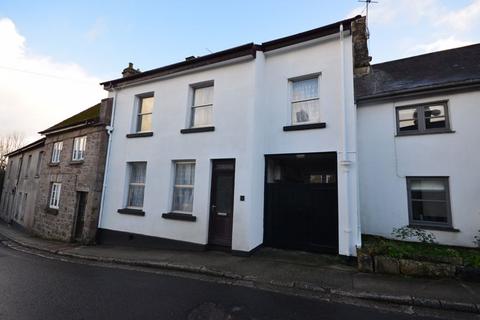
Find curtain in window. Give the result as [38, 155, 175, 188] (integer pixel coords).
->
[127, 162, 146, 208]
[192, 106, 212, 127]
[172, 163, 195, 213]
[292, 100, 320, 124]
[194, 86, 213, 106]
[292, 78, 318, 101]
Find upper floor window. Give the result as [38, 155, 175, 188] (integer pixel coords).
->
[172, 161, 195, 213]
[35, 151, 44, 177]
[51, 141, 63, 163]
[191, 85, 213, 128]
[72, 136, 87, 161]
[407, 177, 452, 229]
[126, 162, 147, 209]
[396, 102, 451, 135]
[25, 154, 32, 178]
[49, 182, 61, 209]
[136, 95, 154, 133]
[290, 77, 320, 125]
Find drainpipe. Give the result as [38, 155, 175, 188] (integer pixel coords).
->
[98, 88, 117, 228]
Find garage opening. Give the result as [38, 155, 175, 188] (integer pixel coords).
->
[264, 152, 338, 253]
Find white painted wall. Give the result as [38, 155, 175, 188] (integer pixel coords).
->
[100, 31, 360, 255]
[358, 91, 480, 247]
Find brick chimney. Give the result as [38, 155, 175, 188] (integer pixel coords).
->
[351, 16, 372, 77]
[122, 62, 141, 78]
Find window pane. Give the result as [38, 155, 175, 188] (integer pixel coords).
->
[193, 86, 213, 106]
[139, 96, 154, 114]
[172, 187, 193, 212]
[412, 200, 448, 223]
[424, 105, 445, 118]
[292, 78, 318, 101]
[175, 163, 195, 185]
[137, 114, 152, 132]
[130, 163, 146, 183]
[127, 185, 144, 207]
[398, 108, 417, 121]
[292, 99, 320, 124]
[191, 105, 212, 127]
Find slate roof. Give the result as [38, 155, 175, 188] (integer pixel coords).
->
[5, 138, 45, 157]
[355, 43, 480, 102]
[39, 103, 101, 134]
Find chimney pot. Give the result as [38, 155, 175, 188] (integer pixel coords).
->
[122, 62, 141, 78]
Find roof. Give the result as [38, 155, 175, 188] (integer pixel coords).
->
[101, 16, 361, 89]
[355, 43, 480, 102]
[39, 103, 101, 134]
[5, 138, 46, 157]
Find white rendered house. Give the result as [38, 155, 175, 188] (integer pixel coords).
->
[97, 16, 370, 256]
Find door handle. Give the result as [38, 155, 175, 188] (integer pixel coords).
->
[217, 212, 227, 216]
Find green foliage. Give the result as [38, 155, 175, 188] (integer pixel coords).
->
[391, 226, 437, 244]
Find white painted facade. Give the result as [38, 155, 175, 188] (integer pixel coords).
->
[99, 28, 361, 255]
[357, 90, 480, 247]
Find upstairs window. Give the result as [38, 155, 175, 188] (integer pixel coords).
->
[172, 161, 195, 213]
[126, 162, 147, 209]
[136, 95, 154, 133]
[35, 151, 44, 177]
[191, 85, 213, 128]
[72, 136, 87, 161]
[290, 77, 320, 125]
[51, 141, 63, 163]
[396, 102, 451, 135]
[25, 155, 32, 178]
[49, 183, 61, 209]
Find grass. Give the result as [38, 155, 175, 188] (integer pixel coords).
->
[362, 235, 480, 268]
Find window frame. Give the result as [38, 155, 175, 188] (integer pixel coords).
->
[49, 182, 61, 209]
[25, 154, 32, 178]
[72, 136, 87, 161]
[406, 176, 453, 229]
[171, 161, 196, 214]
[190, 83, 214, 128]
[289, 74, 321, 126]
[126, 162, 147, 210]
[135, 94, 154, 133]
[35, 151, 44, 177]
[51, 141, 63, 164]
[395, 101, 451, 136]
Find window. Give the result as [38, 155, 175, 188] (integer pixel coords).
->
[72, 136, 87, 161]
[407, 177, 452, 228]
[191, 85, 213, 128]
[49, 183, 61, 209]
[396, 102, 450, 135]
[35, 151, 44, 177]
[136, 95, 154, 132]
[25, 155, 32, 178]
[126, 162, 147, 209]
[172, 161, 195, 213]
[290, 77, 320, 125]
[51, 141, 63, 163]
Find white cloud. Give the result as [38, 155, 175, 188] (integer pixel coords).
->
[0, 18, 106, 143]
[85, 17, 107, 42]
[436, 0, 480, 32]
[407, 36, 474, 56]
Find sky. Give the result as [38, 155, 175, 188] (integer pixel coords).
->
[1, 0, 480, 143]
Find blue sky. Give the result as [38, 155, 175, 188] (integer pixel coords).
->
[1, 0, 480, 141]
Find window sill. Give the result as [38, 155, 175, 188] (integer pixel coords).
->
[48, 162, 60, 167]
[126, 132, 154, 138]
[69, 160, 84, 165]
[396, 130, 455, 137]
[117, 208, 145, 216]
[45, 207, 59, 215]
[283, 122, 326, 131]
[180, 126, 215, 134]
[408, 224, 460, 232]
[162, 212, 197, 222]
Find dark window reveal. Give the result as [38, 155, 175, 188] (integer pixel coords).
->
[396, 102, 451, 135]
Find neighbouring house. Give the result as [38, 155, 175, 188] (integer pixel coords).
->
[32, 98, 112, 243]
[97, 16, 370, 256]
[0, 138, 46, 230]
[356, 44, 480, 248]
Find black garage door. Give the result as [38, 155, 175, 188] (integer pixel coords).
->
[264, 152, 338, 253]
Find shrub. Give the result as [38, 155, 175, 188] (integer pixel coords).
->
[391, 226, 436, 244]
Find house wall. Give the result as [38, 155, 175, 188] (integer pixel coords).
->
[357, 90, 480, 247]
[99, 31, 360, 255]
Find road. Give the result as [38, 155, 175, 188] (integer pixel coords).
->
[0, 243, 439, 320]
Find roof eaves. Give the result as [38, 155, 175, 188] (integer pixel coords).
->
[5, 138, 46, 157]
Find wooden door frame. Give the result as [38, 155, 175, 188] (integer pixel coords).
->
[72, 191, 87, 242]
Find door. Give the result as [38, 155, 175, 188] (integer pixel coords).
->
[264, 153, 338, 253]
[208, 160, 235, 248]
[73, 192, 88, 241]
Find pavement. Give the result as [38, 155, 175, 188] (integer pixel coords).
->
[0, 221, 479, 316]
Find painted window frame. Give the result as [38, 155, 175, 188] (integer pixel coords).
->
[395, 101, 451, 136]
[171, 161, 196, 214]
[72, 136, 87, 161]
[135, 93, 154, 133]
[406, 176, 453, 229]
[49, 182, 61, 209]
[126, 162, 147, 209]
[190, 82, 214, 128]
[51, 141, 63, 163]
[288, 74, 321, 125]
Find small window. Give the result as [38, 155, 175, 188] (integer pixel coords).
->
[396, 102, 450, 135]
[51, 141, 63, 163]
[407, 177, 452, 228]
[49, 183, 61, 209]
[35, 151, 44, 177]
[172, 161, 195, 213]
[136, 95, 154, 133]
[72, 136, 87, 161]
[191, 85, 213, 128]
[290, 77, 320, 125]
[25, 155, 32, 178]
[126, 162, 147, 209]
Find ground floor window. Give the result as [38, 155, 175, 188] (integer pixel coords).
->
[172, 161, 195, 213]
[49, 183, 61, 209]
[407, 177, 452, 228]
[126, 162, 147, 209]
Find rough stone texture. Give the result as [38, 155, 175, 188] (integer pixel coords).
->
[351, 16, 371, 77]
[374, 256, 400, 275]
[356, 249, 374, 273]
[32, 98, 112, 244]
[399, 259, 455, 278]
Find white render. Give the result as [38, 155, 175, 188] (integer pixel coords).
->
[357, 90, 480, 247]
[99, 30, 361, 255]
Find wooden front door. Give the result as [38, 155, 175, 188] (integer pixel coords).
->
[73, 192, 88, 241]
[208, 160, 235, 248]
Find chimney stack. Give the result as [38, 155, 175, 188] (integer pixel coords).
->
[122, 62, 141, 78]
[351, 16, 372, 77]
